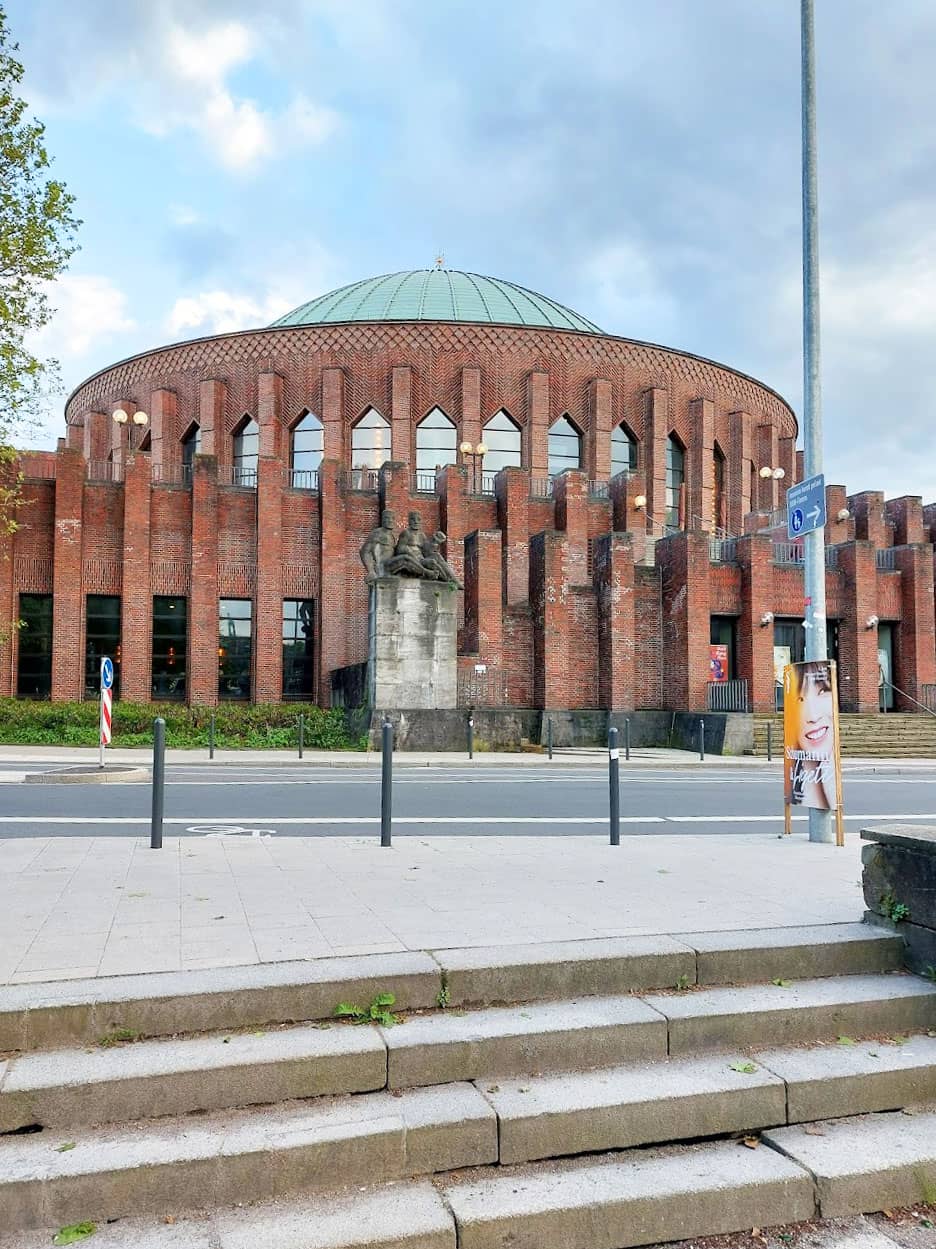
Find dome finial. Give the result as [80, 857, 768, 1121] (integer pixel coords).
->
[434, 251, 445, 270]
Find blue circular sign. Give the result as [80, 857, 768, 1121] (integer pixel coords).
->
[101, 657, 114, 690]
[790, 507, 804, 535]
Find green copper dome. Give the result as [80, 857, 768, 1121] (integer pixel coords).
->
[270, 269, 603, 335]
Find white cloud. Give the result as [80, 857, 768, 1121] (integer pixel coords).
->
[166, 289, 294, 337]
[33, 274, 136, 358]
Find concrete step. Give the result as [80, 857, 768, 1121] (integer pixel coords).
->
[0, 1081, 496, 1233]
[0, 1021, 387, 1133]
[643, 973, 936, 1055]
[675, 923, 901, 985]
[764, 1109, 936, 1217]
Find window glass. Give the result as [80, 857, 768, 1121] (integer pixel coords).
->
[713, 446, 726, 532]
[291, 411, 323, 485]
[219, 599, 252, 701]
[181, 424, 201, 473]
[548, 416, 582, 476]
[351, 407, 390, 469]
[482, 410, 521, 472]
[233, 418, 258, 485]
[152, 597, 187, 701]
[84, 595, 121, 699]
[16, 594, 53, 699]
[611, 424, 637, 477]
[282, 599, 315, 700]
[665, 436, 685, 529]
[415, 407, 457, 473]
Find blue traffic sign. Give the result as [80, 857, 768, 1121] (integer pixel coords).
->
[101, 656, 114, 690]
[786, 473, 826, 539]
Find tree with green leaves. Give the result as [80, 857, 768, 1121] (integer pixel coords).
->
[0, 2, 80, 538]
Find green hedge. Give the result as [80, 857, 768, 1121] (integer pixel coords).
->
[0, 699, 364, 750]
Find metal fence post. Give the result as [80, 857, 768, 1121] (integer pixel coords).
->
[624, 717, 631, 761]
[547, 717, 553, 761]
[208, 711, 215, 761]
[609, 726, 620, 846]
[467, 713, 474, 760]
[298, 712, 305, 759]
[766, 721, 773, 762]
[151, 717, 165, 850]
[699, 718, 705, 762]
[381, 718, 393, 847]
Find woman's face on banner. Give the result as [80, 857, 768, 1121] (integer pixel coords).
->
[797, 670, 833, 755]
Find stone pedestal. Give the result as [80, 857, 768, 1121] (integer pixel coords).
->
[368, 579, 458, 710]
[862, 823, 936, 974]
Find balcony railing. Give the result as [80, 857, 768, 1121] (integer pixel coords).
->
[217, 464, 257, 488]
[151, 463, 192, 486]
[412, 471, 437, 494]
[875, 547, 897, 571]
[709, 537, 738, 563]
[772, 542, 839, 568]
[476, 471, 497, 496]
[288, 468, 320, 491]
[706, 679, 750, 712]
[340, 468, 380, 492]
[86, 460, 123, 483]
[588, 480, 610, 500]
[529, 477, 554, 499]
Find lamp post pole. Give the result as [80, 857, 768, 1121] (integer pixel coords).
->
[459, 441, 487, 493]
[801, 0, 833, 844]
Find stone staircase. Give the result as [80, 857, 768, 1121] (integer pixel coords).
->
[753, 711, 936, 757]
[1, 926, 934, 1248]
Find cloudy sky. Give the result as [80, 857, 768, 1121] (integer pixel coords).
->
[9, 0, 936, 502]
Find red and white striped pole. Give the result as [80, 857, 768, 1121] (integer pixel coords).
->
[99, 656, 114, 769]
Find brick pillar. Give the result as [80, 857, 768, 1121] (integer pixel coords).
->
[379, 461, 412, 524]
[317, 459, 347, 703]
[833, 541, 879, 712]
[655, 531, 711, 711]
[391, 365, 412, 464]
[198, 379, 226, 458]
[120, 454, 152, 701]
[439, 463, 469, 589]
[736, 534, 775, 713]
[150, 389, 179, 476]
[255, 371, 285, 702]
[754, 423, 780, 511]
[82, 411, 109, 462]
[728, 410, 753, 535]
[849, 491, 886, 547]
[51, 448, 85, 701]
[886, 496, 924, 546]
[322, 368, 345, 463]
[687, 397, 714, 533]
[824, 484, 854, 545]
[587, 378, 612, 479]
[594, 532, 635, 711]
[643, 388, 668, 534]
[0, 503, 14, 696]
[496, 467, 530, 606]
[461, 367, 481, 451]
[778, 436, 796, 489]
[553, 470, 588, 585]
[189, 455, 220, 706]
[65, 424, 82, 452]
[530, 530, 568, 709]
[923, 504, 936, 545]
[109, 397, 135, 474]
[526, 371, 549, 474]
[610, 470, 648, 566]
[893, 544, 936, 708]
[463, 529, 503, 663]
[258, 372, 285, 460]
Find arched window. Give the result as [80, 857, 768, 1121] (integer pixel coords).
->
[181, 423, 201, 476]
[611, 423, 637, 477]
[548, 415, 582, 476]
[482, 410, 521, 472]
[232, 417, 258, 486]
[351, 407, 391, 470]
[416, 407, 457, 473]
[291, 411, 323, 486]
[665, 435, 685, 529]
[713, 444, 726, 532]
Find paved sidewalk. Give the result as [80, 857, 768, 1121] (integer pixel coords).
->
[0, 830, 867, 985]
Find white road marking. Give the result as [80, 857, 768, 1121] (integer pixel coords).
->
[2, 812, 936, 826]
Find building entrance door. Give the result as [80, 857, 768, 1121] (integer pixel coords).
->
[878, 623, 894, 711]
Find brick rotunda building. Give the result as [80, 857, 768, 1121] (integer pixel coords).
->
[2, 268, 935, 741]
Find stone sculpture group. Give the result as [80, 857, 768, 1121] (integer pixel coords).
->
[360, 510, 463, 588]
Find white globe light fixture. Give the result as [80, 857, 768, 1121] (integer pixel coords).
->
[132, 410, 149, 426]
[112, 409, 129, 425]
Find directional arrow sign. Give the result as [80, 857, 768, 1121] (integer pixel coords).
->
[786, 473, 826, 540]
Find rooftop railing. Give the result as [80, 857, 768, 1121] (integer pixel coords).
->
[529, 477, 553, 499]
[875, 547, 897, 571]
[709, 537, 738, 563]
[288, 468, 320, 492]
[86, 459, 123, 483]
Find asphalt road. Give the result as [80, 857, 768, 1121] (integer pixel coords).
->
[2, 761, 936, 838]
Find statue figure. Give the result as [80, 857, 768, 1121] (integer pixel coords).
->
[425, 531, 463, 586]
[383, 511, 463, 587]
[359, 509, 397, 582]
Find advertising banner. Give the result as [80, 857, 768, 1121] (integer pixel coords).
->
[709, 644, 728, 683]
[782, 658, 845, 844]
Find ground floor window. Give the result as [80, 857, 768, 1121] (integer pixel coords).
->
[85, 594, 121, 699]
[152, 597, 187, 701]
[219, 599, 252, 700]
[773, 617, 839, 710]
[17, 594, 53, 699]
[282, 599, 315, 700]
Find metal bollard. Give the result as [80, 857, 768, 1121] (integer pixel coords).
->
[608, 726, 620, 846]
[298, 712, 305, 759]
[624, 717, 631, 762]
[208, 711, 215, 761]
[547, 717, 553, 761]
[381, 719, 393, 847]
[151, 717, 166, 850]
[699, 718, 705, 762]
[467, 714, 474, 760]
[766, 721, 773, 762]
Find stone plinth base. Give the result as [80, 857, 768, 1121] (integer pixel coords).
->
[862, 823, 936, 974]
[368, 579, 457, 710]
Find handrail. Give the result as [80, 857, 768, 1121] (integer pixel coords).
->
[880, 679, 936, 719]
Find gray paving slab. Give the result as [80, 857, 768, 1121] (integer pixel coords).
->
[384, 994, 667, 1088]
[0, 1021, 387, 1131]
[678, 924, 902, 984]
[764, 1110, 936, 1217]
[643, 974, 936, 1054]
[758, 1034, 936, 1121]
[443, 1137, 816, 1249]
[480, 1052, 786, 1164]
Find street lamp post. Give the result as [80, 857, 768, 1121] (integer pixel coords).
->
[112, 408, 149, 473]
[459, 441, 488, 493]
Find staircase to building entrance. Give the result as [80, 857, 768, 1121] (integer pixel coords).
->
[753, 711, 936, 757]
